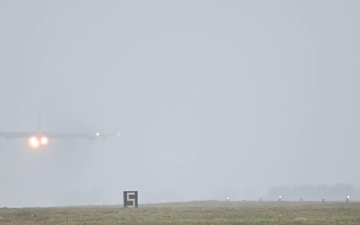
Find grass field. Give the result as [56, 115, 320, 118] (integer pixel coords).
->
[0, 201, 359, 225]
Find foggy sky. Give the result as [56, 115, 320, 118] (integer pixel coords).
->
[1, 0, 359, 207]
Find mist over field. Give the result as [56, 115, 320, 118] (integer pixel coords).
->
[1, 0, 360, 207]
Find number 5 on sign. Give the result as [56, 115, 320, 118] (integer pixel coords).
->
[123, 191, 138, 208]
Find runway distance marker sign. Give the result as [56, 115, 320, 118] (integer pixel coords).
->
[123, 191, 138, 208]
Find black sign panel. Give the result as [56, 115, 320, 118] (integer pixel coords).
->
[123, 191, 138, 208]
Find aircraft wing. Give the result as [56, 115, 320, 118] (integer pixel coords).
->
[0, 131, 119, 140]
[43, 132, 119, 139]
[0, 131, 120, 148]
[0, 132, 35, 139]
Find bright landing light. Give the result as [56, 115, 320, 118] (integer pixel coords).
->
[29, 137, 40, 149]
[28, 136, 49, 148]
[40, 136, 49, 145]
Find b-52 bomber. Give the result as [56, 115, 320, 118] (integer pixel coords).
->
[0, 118, 120, 149]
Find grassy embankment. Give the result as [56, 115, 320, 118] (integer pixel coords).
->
[0, 201, 359, 225]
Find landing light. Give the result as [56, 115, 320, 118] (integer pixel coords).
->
[96, 132, 100, 136]
[29, 137, 40, 149]
[40, 136, 49, 145]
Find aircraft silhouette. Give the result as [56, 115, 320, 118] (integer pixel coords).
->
[0, 115, 120, 148]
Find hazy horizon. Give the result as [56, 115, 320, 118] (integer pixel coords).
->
[1, 0, 360, 207]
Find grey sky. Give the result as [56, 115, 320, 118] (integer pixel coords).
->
[0, 0, 359, 207]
